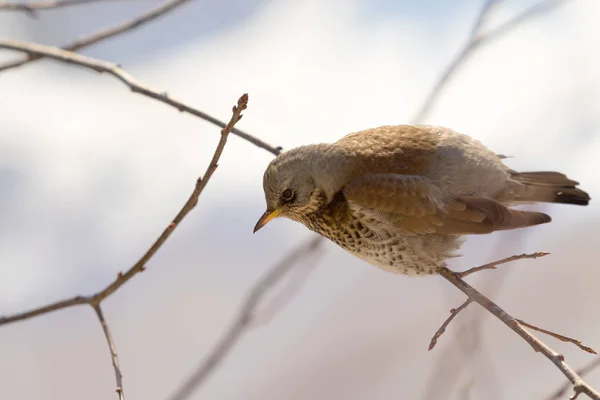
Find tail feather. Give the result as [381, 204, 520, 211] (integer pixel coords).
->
[510, 170, 590, 206]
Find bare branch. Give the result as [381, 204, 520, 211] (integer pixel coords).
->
[0, 296, 88, 325]
[93, 304, 125, 400]
[1, 93, 247, 324]
[546, 358, 600, 400]
[417, 5, 569, 391]
[516, 319, 597, 355]
[0, 0, 191, 72]
[0, 38, 280, 155]
[438, 266, 600, 400]
[0, 0, 124, 14]
[428, 292, 596, 356]
[429, 299, 473, 351]
[412, 0, 571, 123]
[0, 92, 248, 395]
[168, 236, 325, 400]
[457, 251, 549, 278]
[482, 0, 573, 44]
[467, 0, 499, 41]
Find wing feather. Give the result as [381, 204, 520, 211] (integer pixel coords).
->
[343, 174, 551, 235]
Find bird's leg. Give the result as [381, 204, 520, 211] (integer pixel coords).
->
[456, 251, 549, 278]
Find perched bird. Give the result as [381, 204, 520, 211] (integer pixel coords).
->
[253, 125, 590, 275]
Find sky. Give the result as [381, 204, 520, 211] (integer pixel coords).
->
[1, 0, 600, 399]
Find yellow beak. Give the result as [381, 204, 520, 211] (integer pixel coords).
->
[253, 209, 280, 233]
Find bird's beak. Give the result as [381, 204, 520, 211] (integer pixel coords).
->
[253, 209, 280, 233]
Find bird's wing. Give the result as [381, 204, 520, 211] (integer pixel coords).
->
[342, 174, 550, 235]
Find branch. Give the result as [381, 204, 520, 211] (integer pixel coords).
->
[167, 0, 580, 395]
[0, 0, 124, 14]
[429, 299, 473, 351]
[0, 0, 191, 71]
[546, 358, 600, 400]
[412, 0, 571, 123]
[457, 251, 549, 278]
[421, 2, 573, 394]
[438, 266, 600, 400]
[0, 37, 280, 155]
[0, 0, 189, 72]
[429, 298, 596, 355]
[430, 252, 595, 359]
[93, 304, 125, 400]
[516, 319, 597, 355]
[1, 93, 247, 327]
[0, 93, 248, 395]
[168, 236, 325, 400]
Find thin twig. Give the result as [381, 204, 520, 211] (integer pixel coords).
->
[482, 0, 573, 44]
[457, 251, 549, 278]
[438, 266, 600, 400]
[168, 236, 325, 400]
[0, 38, 280, 155]
[546, 358, 600, 400]
[93, 304, 125, 400]
[413, 0, 571, 123]
[0, 0, 191, 71]
[428, 297, 596, 356]
[1, 93, 248, 328]
[516, 319, 597, 355]
[0, 0, 124, 14]
[429, 299, 473, 351]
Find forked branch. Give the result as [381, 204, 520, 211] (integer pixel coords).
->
[0, 94, 249, 398]
[430, 253, 596, 352]
[438, 265, 600, 400]
[413, 0, 572, 123]
[0, 0, 191, 71]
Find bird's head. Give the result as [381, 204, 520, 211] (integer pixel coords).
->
[253, 146, 326, 233]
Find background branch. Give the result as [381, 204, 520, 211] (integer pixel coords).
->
[413, 0, 571, 123]
[168, 236, 325, 400]
[0, 0, 124, 14]
[0, 0, 192, 72]
[546, 358, 600, 400]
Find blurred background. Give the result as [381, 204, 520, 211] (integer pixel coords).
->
[1, 0, 599, 399]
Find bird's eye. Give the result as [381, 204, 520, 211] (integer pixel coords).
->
[281, 188, 295, 201]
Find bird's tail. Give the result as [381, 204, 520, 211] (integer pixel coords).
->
[509, 171, 590, 206]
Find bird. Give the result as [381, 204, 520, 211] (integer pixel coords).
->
[253, 125, 590, 276]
